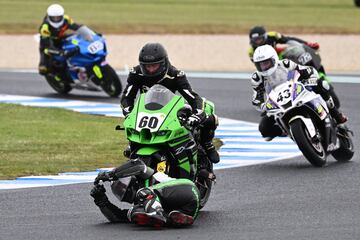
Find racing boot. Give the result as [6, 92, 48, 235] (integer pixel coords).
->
[38, 65, 48, 76]
[203, 141, 220, 164]
[167, 210, 194, 227]
[123, 145, 131, 158]
[330, 108, 348, 124]
[326, 97, 348, 124]
[131, 188, 166, 228]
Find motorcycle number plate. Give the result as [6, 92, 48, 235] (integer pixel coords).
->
[269, 84, 292, 105]
[136, 112, 166, 132]
[88, 41, 104, 54]
[298, 52, 312, 65]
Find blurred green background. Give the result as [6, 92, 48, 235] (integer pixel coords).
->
[0, 0, 359, 34]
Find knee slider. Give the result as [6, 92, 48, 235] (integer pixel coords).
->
[320, 80, 330, 91]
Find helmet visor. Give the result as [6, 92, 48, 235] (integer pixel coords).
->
[255, 58, 275, 72]
[251, 34, 267, 47]
[49, 15, 63, 23]
[140, 59, 166, 76]
[144, 63, 161, 74]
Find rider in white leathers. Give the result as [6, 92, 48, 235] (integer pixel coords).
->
[251, 45, 347, 141]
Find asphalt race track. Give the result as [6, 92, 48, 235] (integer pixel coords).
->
[0, 71, 359, 240]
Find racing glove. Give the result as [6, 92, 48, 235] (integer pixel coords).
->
[94, 171, 115, 184]
[44, 47, 63, 56]
[90, 184, 109, 207]
[44, 48, 78, 58]
[260, 102, 267, 112]
[306, 42, 320, 50]
[122, 106, 133, 118]
[187, 110, 206, 127]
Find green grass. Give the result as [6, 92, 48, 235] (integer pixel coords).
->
[0, 0, 359, 34]
[0, 103, 223, 180]
[0, 103, 128, 180]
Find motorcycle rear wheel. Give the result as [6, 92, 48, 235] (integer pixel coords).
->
[45, 74, 72, 95]
[101, 65, 122, 98]
[290, 118, 327, 167]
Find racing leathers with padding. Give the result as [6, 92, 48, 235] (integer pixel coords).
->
[120, 64, 219, 163]
[91, 171, 200, 225]
[251, 59, 346, 139]
[38, 15, 81, 75]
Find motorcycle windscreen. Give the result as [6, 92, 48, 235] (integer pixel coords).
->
[144, 84, 175, 110]
[76, 26, 95, 42]
[264, 68, 290, 94]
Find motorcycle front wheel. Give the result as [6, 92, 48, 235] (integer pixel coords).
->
[332, 126, 354, 162]
[101, 65, 122, 98]
[290, 118, 327, 167]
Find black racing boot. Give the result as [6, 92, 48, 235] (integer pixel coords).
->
[203, 141, 220, 164]
[167, 210, 194, 227]
[330, 108, 348, 124]
[131, 188, 166, 228]
[326, 98, 348, 124]
[123, 145, 131, 158]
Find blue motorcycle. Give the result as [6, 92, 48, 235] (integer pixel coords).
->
[45, 26, 122, 97]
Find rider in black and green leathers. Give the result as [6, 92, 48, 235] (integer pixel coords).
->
[248, 26, 320, 63]
[120, 43, 220, 164]
[90, 159, 200, 227]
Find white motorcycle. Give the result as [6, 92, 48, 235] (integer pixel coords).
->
[264, 70, 354, 167]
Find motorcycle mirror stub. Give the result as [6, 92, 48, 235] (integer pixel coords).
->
[115, 125, 125, 131]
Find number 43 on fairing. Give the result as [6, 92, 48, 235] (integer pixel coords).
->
[136, 112, 167, 132]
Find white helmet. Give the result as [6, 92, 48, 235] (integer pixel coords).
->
[253, 44, 279, 77]
[47, 4, 65, 29]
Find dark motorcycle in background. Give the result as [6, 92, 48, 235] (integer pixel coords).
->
[277, 40, 340, 108]
[44, 26, 122, 97]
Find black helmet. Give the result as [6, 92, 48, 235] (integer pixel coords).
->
[249, 26, 267, 48]
[139, 43, 169, 77]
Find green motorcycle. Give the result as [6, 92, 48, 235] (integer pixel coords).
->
[122, 84, 215, 208]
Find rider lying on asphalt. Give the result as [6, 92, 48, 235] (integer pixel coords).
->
[90, 159, 200, 227]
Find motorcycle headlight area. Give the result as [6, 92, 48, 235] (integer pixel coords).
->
[128, 128, 169, 136]
[155, 130, 170, 136]
[281, 101, 292, 109]
[127, 128, 139, 136]
[266, 99, 279, 110]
